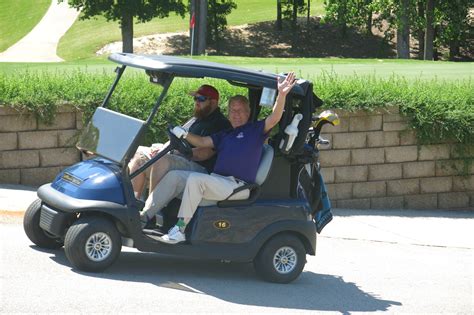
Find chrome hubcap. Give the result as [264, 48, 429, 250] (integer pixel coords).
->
[273, 246, 297, 274]
[85, 232, 112, 262]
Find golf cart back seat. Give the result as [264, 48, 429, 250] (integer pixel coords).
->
[199, 144, 274, 208]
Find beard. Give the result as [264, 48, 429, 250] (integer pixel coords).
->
[193, 103, 213, 119]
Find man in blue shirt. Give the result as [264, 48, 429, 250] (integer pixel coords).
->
[140, 72, 296, 244]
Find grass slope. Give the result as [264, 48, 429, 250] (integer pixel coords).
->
[0, 0, 51, 52]
[57, 0, 324, 60]
[0, 57, 472, 82]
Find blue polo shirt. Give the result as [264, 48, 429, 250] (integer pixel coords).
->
[210, 120, 268, 183]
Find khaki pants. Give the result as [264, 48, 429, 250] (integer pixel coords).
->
[141, 171, 248, 223]
[178, 173, 248, 222]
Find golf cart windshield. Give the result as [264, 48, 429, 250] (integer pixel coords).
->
[77, 107, 145, 165]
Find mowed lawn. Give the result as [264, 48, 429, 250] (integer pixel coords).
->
[1, 57, 472, 82]
[57, 0, 325, 60]
[0, 0, 51, 52]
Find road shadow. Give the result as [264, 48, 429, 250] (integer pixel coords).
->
[165, 18, 395, 58]
[46, 249, 401, 313]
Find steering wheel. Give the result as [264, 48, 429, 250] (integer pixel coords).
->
[167, 126, 193, 159]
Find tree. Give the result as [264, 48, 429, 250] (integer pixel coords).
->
[207, 0, 236, 52]
[61, 0, 186, 53]
[423, 0, 435, 60]
[396, 0, 411, 59]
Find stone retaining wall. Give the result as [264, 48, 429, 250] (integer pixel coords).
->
[0, 105, 472, 210]
[319, 107, 473, 210]
[0, 106, 82, 186]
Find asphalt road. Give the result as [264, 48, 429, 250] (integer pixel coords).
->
[1, 210, 473, 314]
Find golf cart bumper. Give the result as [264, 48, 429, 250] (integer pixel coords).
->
[37, 184, 130, 237]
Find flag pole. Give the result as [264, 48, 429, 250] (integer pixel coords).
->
[190, 12, 196, 56]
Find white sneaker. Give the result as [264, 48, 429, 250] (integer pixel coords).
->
[159, 225, 186, 244]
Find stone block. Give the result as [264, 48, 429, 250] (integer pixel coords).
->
[438, 192, 470, 209]
[326, 183, 352, 200]
[418, 145, 450, 161]
[335, 166, 368, 183]
[353, 181, 386, 198]
[404, 194, 437, 209]
[337, 198, 371, 209]
[0, 169, 20, 184]
[38, 113, 76, 130]
[387, 179, 420, 196]
[402, 161, 435, 178]
[399, 130, 417, 145]
[371, 196, 404, 209]
[452, 176, 474, 192]
[18, 131, 58, 149]
[385, 146, 417, 163]
[435, 160, 473, 176]
[366, 131, 400, 147]
[0, 133, 17, 150]
[0, 150, 39, 169]
[351, 148, 384, 165]
[324, 116, 349, 133]
[40, 148, 80, 167]
[0, 114, 37, 132]
[58, 129, 80, 147]
[450, 144, 474, 159]
[369, 164, 402, 181]
[76, 112, 84, 130]
[383, 113, 407, 123]
[320, 167, 335, 184]
[21, 167, 62, 186]
[319, 150, 351, 167]
[420, 177, 452, 193]
[349, 115, 382, 132]
[383, 121, 409, 131]
[332, 133, 366, 149]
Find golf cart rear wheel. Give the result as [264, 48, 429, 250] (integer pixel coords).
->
[253, 234, 306, 283]
[23, 199, 63, 249]
[64, 216, 121, 272]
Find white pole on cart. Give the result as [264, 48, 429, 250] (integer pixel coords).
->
[190, 12, 196, 56]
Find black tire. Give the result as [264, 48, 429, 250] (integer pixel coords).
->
[23, 199, 63, 249]
[253, 234, 306, 283]
[64, 216, 122, 272]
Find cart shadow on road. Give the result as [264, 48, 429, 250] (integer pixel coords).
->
[42, 247, 402, 313]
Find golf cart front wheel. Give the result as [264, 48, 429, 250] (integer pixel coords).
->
[23, 199, 64, 249]
[253, 234, 306, 283]
[64, 216, 121, 272]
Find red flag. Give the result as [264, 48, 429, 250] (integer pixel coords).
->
[190, 13, 196, 29]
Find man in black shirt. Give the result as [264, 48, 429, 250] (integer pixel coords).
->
[129, 85, 230, 199]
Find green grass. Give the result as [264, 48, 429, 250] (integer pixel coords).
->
[0, 0, 51, 52]
[57, 0, 325, 60]
[0, 57, 472, 82]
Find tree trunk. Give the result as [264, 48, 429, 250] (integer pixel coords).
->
[276, 0, 282, 30]
[121, 10, 134, 53]
[397, 0, 410, 59]
[307, 0, 310, 25]
[449, 39, 459, 61]
[197, 0, 207, 55]
[424, 0, 435, 60]
[417, 1, 425, 60]
[292, 1, 297, 30]
[365, 0, 373, 35]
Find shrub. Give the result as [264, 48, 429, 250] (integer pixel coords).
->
[0, 69, 472, 149]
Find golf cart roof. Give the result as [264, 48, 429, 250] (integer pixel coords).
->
[109, 53, 308, 95]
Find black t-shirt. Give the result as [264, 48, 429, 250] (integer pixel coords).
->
[188, 108, 231, 172]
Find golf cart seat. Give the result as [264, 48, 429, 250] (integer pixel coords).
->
[199, 143, 274, 207]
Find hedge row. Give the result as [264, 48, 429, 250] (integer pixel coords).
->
[0, 70, 472, 147]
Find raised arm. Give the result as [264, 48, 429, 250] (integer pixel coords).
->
[264, 72, 297, 134]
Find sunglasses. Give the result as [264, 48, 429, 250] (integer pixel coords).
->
[193, 95, 208, 102]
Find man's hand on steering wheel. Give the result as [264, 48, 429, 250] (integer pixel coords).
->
[167, 125, 193, 159]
